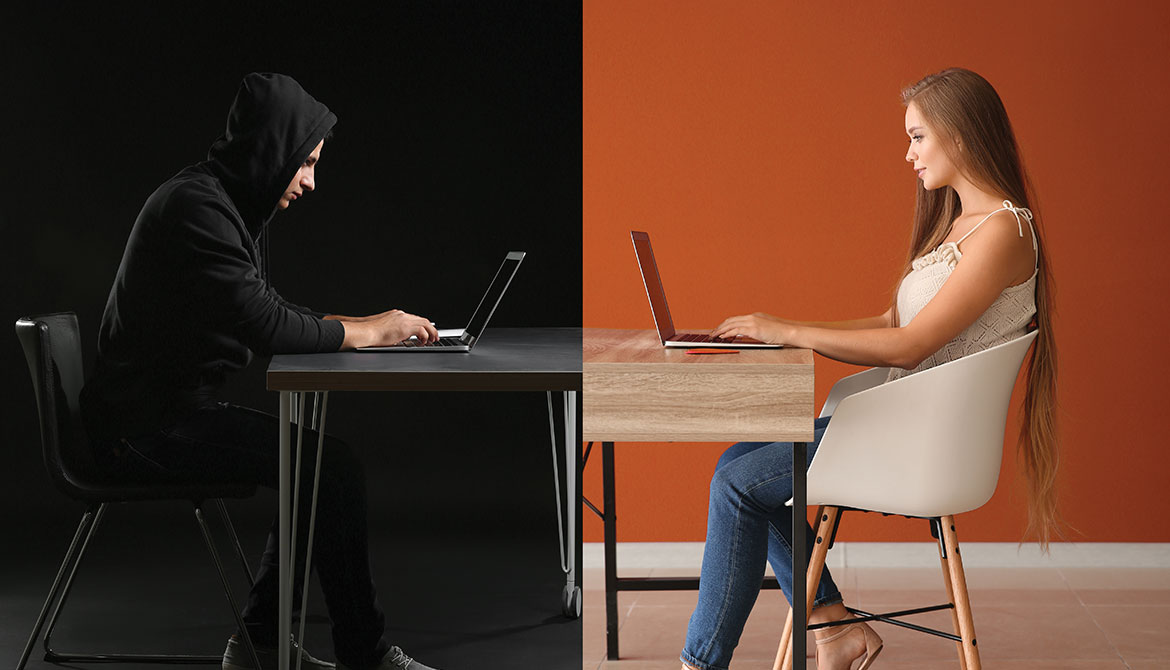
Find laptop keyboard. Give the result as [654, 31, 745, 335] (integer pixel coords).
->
[674, 333, 740, 344]
[399, 337, 465, 348]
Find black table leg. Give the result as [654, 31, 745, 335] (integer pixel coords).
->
[603, 440, 619, 659]
[597, 437, 796, 663]
[575, 394, 584, 600]
[792, 441, 807, 668]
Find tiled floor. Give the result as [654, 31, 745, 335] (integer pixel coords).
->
[582, 565, 1170, 669]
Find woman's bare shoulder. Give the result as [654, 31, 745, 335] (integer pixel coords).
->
[955, 210, 1036, 284]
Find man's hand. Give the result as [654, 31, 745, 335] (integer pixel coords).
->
[324, 309, 403, 324]
[339, 309, 439, 349]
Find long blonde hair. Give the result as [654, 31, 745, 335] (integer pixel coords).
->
[899, 68, 1059, 548]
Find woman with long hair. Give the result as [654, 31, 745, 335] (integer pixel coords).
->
[680, 68, 1058, 670]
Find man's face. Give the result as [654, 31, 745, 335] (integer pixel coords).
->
[278, 140, 323, 210]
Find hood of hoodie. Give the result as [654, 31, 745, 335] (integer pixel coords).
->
[206, 73, 337, 238]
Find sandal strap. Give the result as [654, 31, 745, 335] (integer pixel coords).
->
[814, 622, 858, 645]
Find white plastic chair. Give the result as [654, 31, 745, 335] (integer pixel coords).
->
[775, 331, 1038, 670]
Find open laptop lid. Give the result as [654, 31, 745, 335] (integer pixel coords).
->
[460, 251, 525, 348]
[630, 231, 676, 344]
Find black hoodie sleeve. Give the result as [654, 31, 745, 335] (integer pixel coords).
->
[269, 285, 329, 319]
[172, 188, 344, 355]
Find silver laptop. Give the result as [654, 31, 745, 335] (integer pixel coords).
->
[631, 231, 779, 349]
[358, 251, 524, 352]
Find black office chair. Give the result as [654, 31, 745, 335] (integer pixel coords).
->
[14, 313, 262, 670]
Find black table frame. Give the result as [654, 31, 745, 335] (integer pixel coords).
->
[267, 327, 582, 670]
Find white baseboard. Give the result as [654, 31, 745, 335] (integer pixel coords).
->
[583, 542, 1170, 570]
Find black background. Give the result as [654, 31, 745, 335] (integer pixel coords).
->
[1, 4, 581, 668]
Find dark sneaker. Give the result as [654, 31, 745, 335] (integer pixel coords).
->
[222, 634, 335, 670]
[337, 646, 438, 670]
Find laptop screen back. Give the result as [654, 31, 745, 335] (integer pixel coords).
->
[462, 251, 525, 345]
[630, 231, 676, 342]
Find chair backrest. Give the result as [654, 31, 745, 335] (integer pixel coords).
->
[806, 331, 1038, 517]
[15, 312, 98, 497]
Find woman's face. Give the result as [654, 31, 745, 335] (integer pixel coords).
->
[904, 102, 958, 190]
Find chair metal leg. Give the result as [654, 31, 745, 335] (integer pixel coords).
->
[215, 498, 255, 588]
[940, 516, 981, 670]
[195, 504, 262, 670]
[41, 503, 108, 654]
[17, 506, 98, 670]
[25, 502, 230, 665]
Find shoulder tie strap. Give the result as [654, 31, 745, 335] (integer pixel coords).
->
[955, 200, 1038, 266]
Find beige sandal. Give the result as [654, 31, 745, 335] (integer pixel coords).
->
[814, 619, 883, 670]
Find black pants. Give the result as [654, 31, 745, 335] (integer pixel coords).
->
[96, 402, 391, 668]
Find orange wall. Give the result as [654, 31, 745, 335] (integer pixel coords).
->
[583, 2, 1170, 543]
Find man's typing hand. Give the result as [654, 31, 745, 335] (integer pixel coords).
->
[339, 309, 438, 349]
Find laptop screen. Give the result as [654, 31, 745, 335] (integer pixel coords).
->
[630, 231, 676, 342]
[462, 251, 525, 344]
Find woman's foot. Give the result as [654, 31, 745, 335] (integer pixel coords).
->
[814, 619, 883, 670]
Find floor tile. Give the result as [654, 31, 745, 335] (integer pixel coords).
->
[1064, 567, 1170, 607]
[874, 662, 1128, 669]
[1060, 567, 1170, 590]
[1076, 588, 1170, 606]
[852, 566, 1070, 592]
[1086, 605, 1170, 661]
[583, 565, 1161, 668]
[1126, 662, 1170, 670]
[583, 589, 636, 664]
[595, 661, 690, 669]
[949, 603, 1117, 661]
[851, 585, 1080, 610]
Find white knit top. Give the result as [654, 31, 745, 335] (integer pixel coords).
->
[887, 201, 1038, 382]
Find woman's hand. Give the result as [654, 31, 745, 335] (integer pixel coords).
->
[711, 312, 794, 344]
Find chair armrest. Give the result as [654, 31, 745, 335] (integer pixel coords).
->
[819, 367, 889, 418]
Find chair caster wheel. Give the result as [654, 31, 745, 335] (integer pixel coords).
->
[562, 584, 582, 618]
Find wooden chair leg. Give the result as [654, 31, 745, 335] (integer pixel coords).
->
[936, 523, 969, 670]
[773, 606, 793, 670]
[940, 516, 981, 670]
[775, 506, 837, 670]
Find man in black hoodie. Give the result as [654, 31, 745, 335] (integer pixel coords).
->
[81, 73, 439, 670]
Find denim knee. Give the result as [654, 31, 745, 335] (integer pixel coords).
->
[707, 458, 742, 508]
[715, 441, 770, 472]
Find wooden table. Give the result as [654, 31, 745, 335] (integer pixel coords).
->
[268, 328, 582, 670]
[583, 328, 814, 663]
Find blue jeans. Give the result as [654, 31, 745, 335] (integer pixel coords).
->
[682, 415, 841, 670]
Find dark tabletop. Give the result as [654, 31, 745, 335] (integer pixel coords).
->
[267, 327, 582, 392]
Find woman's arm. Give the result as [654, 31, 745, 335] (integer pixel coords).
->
[713, 213, 1032, 368]
[754, 309, 893, 331]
